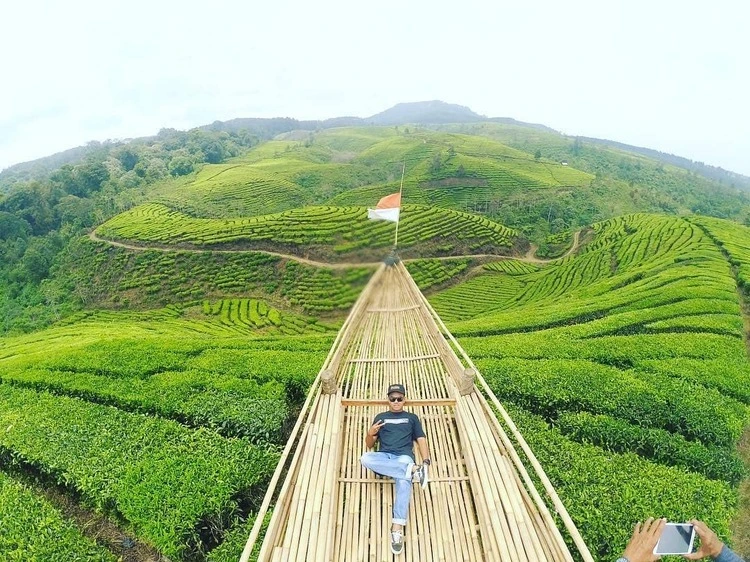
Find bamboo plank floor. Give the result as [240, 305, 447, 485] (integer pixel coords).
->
[242, 262, 592, 562]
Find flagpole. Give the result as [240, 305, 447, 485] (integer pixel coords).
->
[394, 162, 405, 249]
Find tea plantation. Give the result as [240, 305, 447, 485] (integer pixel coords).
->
[439, 214, 750, 557]
[0, 321, 333, 561]
[2, 125, 750, 561]
[95, 202, 516, 259]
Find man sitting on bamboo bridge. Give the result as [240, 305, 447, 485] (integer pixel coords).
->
[360, 383, 431, 556]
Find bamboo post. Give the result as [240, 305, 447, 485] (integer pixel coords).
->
[458, 367, 476, 395]
[321, 369, 337, 394]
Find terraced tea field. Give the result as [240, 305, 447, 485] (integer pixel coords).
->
[142, 126, 594, 225]
[4, 211, 750, 560]
[57, 236, 374, 315]
[4, 120, 750, 562]
[156, 164, 312, 217]
[427, 213, 750, 557]
[95, 203, 517, 259]
[0, 315, 334, 561]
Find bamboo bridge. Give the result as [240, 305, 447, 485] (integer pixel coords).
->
[241, 261, 593, 562]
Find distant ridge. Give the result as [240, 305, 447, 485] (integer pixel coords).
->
[365, 100, 555, 133]
[204, 101, 553, 133]
[366, 100, 483, 124]
[1, 100, 747, 190]
[579, 136, 750, 190]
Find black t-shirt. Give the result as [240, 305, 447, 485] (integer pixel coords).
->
[373, 410, 425, 461]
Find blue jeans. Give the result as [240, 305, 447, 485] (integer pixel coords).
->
[360, 451, 414, 526]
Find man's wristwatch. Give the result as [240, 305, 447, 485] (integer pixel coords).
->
[616, 557, 629, 562]
[423, 458, 431, 465]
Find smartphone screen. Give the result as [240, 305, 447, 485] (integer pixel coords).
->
[654, 523, 695, 555]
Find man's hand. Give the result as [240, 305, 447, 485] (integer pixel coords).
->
[684, 520, 724, 560]
[622, 517, 666, 562]
[368, 420, 385, 437]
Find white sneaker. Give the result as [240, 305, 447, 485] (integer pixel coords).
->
[413, 465, 428, 489]
[418, 464, 428, 489]
[391, 530, 403, 555]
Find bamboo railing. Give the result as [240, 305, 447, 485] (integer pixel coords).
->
[241, 262, 593, 562]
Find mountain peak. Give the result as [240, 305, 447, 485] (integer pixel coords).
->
[366, 100, 484, 125]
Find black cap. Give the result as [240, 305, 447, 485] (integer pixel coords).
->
[387, 383, 406, 396]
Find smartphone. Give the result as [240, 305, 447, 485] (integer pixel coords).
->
[654, 523, 696, 555]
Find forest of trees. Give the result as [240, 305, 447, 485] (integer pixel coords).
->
[0, 128, 260, 334]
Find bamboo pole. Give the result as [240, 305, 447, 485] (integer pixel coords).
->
[341, 398, 456, 407]
[394, 162, 405, 249]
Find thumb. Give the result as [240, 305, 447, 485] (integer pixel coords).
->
[683, 552, 702, 560]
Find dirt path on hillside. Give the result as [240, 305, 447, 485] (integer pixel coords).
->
[88, 229, 583, 268]
[523, 230, 581, 263]
[88, 232, 380, 269]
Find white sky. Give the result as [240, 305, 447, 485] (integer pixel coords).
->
[1, 0, 749, 176]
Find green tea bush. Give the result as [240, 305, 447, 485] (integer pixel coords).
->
[56, 237, 369, 316]
[634, 358, 750, 405]
[0, 384, 278, 560]
[0, 472, 116, 562]
[96, 203, 516, 257]
[405, 258, 471, 290]
[556, 411, 745, 484]
[1, 368, 288, 444]
[693, 216, 750, 295]
[479, 357, 745, 447]
[483, 259, 540, 275]
[505, 406, 735, 560]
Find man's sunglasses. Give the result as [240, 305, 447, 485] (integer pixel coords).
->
[388, 396, 404, 403]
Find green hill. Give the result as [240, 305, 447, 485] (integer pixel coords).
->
[139, 127, 594, 224]
[3, 117, 750, 561]
[95, 202, 517, 260]
[432, 122, 750, 221]
[435, 213, 750, 556]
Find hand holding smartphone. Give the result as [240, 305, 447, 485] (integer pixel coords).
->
[654, 523, 696, 555]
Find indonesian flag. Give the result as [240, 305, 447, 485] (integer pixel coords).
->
[367, 192, 401, 223]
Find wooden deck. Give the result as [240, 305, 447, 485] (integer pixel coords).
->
[241, 262, 593, 562]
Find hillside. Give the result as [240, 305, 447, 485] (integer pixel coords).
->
[95, 124, 750, 237]
[5, 100, 748, 195]
[3, 210, 750, 561]
[2, 113, 750, 561]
